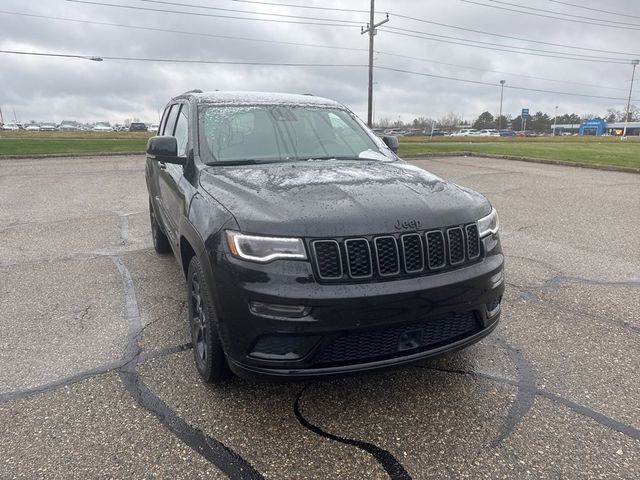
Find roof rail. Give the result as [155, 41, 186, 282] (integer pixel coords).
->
[172, 89, 203, 100]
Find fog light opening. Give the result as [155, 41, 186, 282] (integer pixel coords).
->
[249, 301, 310, 319]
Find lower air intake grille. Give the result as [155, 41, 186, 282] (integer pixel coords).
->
[316, 312, 480, 365]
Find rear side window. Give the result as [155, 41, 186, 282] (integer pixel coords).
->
[162, 104, 180, 136]
[173, 106, 189, 156]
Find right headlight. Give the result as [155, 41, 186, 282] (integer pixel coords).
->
[226, 231, 307, 263]
[478, 208, 499, 237]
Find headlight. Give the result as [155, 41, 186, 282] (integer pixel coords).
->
[226, 231, 307, 263]
[477, 208, 499, 237]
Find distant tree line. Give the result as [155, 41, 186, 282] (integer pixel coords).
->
[374, 105, 638, 133]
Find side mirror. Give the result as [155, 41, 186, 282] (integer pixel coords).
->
[382, 135, 399, 154]
[146, 136, 186, 165]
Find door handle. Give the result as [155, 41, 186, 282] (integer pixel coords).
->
[159, 162, 167, 170]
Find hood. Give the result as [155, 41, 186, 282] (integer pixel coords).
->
[199, 160, 491, 237]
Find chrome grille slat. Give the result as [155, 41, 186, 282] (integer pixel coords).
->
[310, 225, 482, 282]
[426, 230, 446, 270]
[312, 240, 343, 280]
[447, 227, 465, 265]
[465, 224, 481, 260]
[345, 238, 373, 278]
[401, 233, 424, 273]
[374, 236, 400, 276]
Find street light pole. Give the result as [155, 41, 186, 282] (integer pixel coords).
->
[553, 105, 558, 136]
[498, 80, 505, 130]
[623, 59, 639, 137]
[361, 1, 389, 128]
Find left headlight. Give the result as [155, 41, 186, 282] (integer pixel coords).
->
[477, 208, 499, 237]
[226, 231, 307, 263]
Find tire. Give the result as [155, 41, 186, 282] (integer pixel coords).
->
[149, 199, 172, 254]
[187, 256, 231, 383]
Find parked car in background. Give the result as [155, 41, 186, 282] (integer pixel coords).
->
[499, 129, 516, 137]
[451, 129, 477, 136]
[59, 121, 79, 131]
[516, 130, 537, 137]
[129, 122, 148, 132]
[147, 123, 160, 133]
[93, 122, 114, 132]
[430, 129, 448, 136]
[25, 124, 41, 131]
[39, 123, 58, 131]
[475, 129, 500, 137]
[2, 123, 20, 131]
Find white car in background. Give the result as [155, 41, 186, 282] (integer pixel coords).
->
[92, 122, 114, 132]
[2, 123, 20, 131]
[451, 128, 477, 136]
[25, 124, 41, 131]
[475, 129, 500, 137]
[147, 123, 160, 133]
[40, 123, 58, 131]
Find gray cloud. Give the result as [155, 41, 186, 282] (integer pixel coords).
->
[0, 0, 638, 124]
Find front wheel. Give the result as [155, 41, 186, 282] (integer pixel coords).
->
[187, 256, 231, 383]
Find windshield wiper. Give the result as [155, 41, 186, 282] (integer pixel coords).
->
[301, 156, 364, 161]
[205, 159, 292, 166]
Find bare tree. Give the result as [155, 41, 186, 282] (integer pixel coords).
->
[438, 112, 462, 132]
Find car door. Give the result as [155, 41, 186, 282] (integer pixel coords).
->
[158, 102, 190, 245]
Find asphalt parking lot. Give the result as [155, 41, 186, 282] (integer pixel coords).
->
[1, 154, 638, 479]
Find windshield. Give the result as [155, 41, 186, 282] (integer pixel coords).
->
[199, 104, 389, 164]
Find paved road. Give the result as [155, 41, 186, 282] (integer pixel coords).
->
[1, 155, 638, 479]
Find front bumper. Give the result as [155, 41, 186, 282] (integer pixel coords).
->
[209, 236, 504, 380]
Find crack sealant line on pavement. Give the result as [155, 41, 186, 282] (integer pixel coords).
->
[419, 363, 640, 442]
[489, 338, 537, 447]
[110, 255, 265, 480]
[294, 384, 413, 480]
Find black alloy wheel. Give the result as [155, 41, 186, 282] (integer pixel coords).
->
[187, 256, 230, 383]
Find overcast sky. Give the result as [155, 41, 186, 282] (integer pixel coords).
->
[0, 0, 638, 124]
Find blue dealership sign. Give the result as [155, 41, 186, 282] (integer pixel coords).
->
[522, 108, 529, 118]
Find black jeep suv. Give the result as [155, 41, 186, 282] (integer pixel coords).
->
[145, 91, 504, 382]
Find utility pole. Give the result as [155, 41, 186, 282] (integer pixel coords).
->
[361, 1, 388, 127]
[623, 59, 639, 137]
[0, 105, 3, 124]
[553, 105, 558, 136]
[498, 80, 505, 130]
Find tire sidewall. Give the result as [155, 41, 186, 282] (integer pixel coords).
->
[187, 256, 229, 383]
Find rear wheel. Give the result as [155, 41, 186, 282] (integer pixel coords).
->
[149, 200, 171, 254]
[187, 256, 230, 383]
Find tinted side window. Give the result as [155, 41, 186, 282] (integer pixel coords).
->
[162, 104, 179, 136]
[158, 107, 170, 135]
[174, 105, 189, 156]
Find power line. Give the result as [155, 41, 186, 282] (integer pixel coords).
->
[384, 25, 630, 61]
[0, 50, 103, 61]
[231, 0, 640, 57]
[0, 10, 367, 53]
[3, 48, 635, 102]
[134, 0, 365, 24]
[548, 0, 640, 20]
[232, 0, 369, 14]
[381, 27, 631, 64]
[0, 49, 367, 68]
[487, 0, 640, 27]
[375, 66, 639, 101]
[1, 10, 627, 92]
[65, 0, 360, 27]
[377, 51, 628, 91]
[386, 12, 639, 57]
[460, 0, 640, 31]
